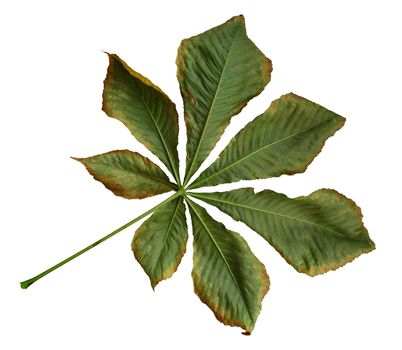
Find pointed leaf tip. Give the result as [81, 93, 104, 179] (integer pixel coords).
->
[191, 93, 345, 189]
[132, 197, 188, 288]
[102, 53, 181, 183]
[178, 15, 272, 185]
[187, 198, 269, 332]
[192, 188, 374, 276]
[75, 150, 175, 199]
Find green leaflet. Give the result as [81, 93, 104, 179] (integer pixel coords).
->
[73, 150, 176, 199]
[103, 53, 181, 184]
[177, 15, 272, 185]
[190, 189, 375, 276]
[186, 198, 269, 333]
[190, 93, 345, 189]
[132, 197, 187, 288]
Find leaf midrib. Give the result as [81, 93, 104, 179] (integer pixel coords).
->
[133, 83, 181, 185]
[191, 118, 336, 188]
[153, 199, 182, 273]
[183, 25, 241, 185]
[190, 193, 360, 242]
[94, 161, 175, 189]
[186, 198, 254, 323]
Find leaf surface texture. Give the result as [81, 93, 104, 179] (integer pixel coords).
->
[132, 197, 188, 288]
[177, 15, 272, 184]
[187, 198, 269, 332]
[103, 54, 180, 183]
[191, 189, 375, 275]
[74, 150, 175, 199]
[191, 93, 345, 188]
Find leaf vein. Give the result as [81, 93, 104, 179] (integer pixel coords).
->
[187, 199, 254, 322]
[184, 25, 241, 185]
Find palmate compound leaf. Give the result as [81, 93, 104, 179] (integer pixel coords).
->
[132, 197, 187, 289]
[177, 15, 272, 185]
[73, 150, 176, 199]
[190, 189, 375, 276]
[190, 93, 345, 189]
[22, 14, 375, 336]
[186, 198, 269, 333]
[103, 53, 181, 184]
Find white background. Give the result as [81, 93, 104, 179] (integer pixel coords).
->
[1, 0, 401, 348]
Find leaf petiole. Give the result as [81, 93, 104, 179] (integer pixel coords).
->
[20, 191, 183, 289]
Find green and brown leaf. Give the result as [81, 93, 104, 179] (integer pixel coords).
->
[190, 188, 375, 276]
[73, 150, 176, 199]
[132, 197, 187, 288]
[177, 15, 272, 185]
[59, 15, 375, 333]
[103, 53, 181, 183]
[187, 198, 269, 332]
[190, 93, 345, 189]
